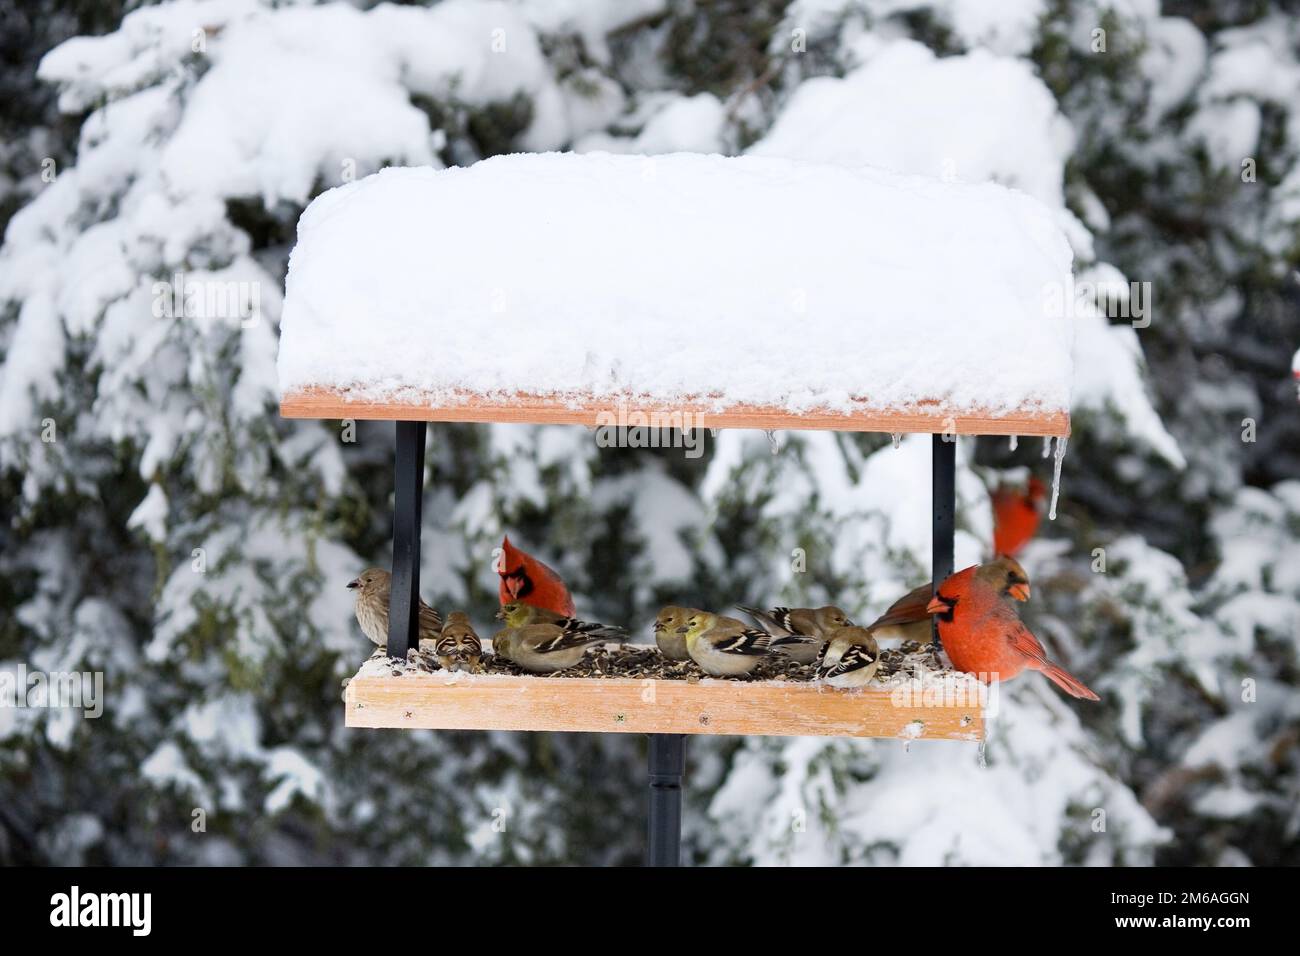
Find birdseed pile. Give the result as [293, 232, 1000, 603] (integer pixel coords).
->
[348, 639, 952, 686]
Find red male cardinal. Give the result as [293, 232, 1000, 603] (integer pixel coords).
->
[497, 535, 576, 618]
[926, 556, 1100, 701]
[992, 475, 1046, 558]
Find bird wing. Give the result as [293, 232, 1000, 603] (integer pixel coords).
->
[419, 602, 443, 633]
[814, 640, 832, 668]
[769, 634, 818, 649]
[819, 642, 879, 679]
[437, 627, 481, 655]
[736, 605, 794, 635]
[865, 582, 933, 630]
[533, 620, 623, 652]
[710, 627, 772, 656]
[1004, 619, 1051, 666]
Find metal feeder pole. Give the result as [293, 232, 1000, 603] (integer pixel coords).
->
[387, 420, 427, 659]
[646, 734, 686, 866]
[932, 433, 956, 647]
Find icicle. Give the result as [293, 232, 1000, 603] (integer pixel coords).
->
[977, 738, 988, 769]
[1008, 434, 1018, 451]
[766, 430, 779, 455]
[1041, 436, 1052, 458]
[1048, 435, 1068, 520]
[891, 432, 902, 449]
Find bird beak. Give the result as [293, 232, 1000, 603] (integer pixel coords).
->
[494, 608, 506, 621]
[504, 578, 522, 598]
[346, 578, 360, 590]
[652, 622, 663, 632]
[925, 596, 947, 615]
[675, 626, 690, 634]
[1009, 582, 1031, 602]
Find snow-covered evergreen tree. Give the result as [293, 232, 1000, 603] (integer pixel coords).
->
[0, 0, 1296, 865]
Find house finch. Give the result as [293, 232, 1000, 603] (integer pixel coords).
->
[736, 604, 853, 664]
[347, 567, 442, 652]
[652, 605, 701, 661]
[493, 620, 624, 673]
[676, 612, 813, 677]
[429, 611, 482, 672]
[497, 535, 576, 618]
[992, 475, 1047, 558]
[926, 557, 1099, 700]
[815, 625, 882, 688]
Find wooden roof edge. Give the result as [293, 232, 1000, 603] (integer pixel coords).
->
[280, 386, 1070, 437]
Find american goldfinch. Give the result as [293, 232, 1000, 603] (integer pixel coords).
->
[497, 535, 576, 618]
[926, 559, 1097, 700]
[428, 611, 482, 673]
[496, 601, 625, 640]
[677, 612, 807, 677]
[493, 620, 625, 673]
[496, 601, 565, 628]
[814, 626, 881, 688]
[736, 604, 853, 664]
[348, 567, 442, 651]
[652, 605, 701, 661]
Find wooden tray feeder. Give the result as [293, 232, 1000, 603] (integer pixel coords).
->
[277, 152, 1075, 865]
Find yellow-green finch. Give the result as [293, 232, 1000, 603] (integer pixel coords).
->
[676, 612, 806, 677]
[493, 621, 624, 673]
[815, 626, 881, 688]
[496, 601, 567, 627]
[652, 605, 701, 661]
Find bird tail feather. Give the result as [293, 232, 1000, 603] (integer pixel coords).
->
[1039, 662, 1100, 701]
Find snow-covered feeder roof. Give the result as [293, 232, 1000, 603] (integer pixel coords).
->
[278, 152, 1073, 435]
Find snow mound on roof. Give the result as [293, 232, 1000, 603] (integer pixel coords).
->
[277, 151, 1075, 414]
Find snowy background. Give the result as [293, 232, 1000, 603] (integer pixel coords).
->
[1, 0, 1298, 865]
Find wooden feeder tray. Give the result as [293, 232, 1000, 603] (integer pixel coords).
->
[344, 652, 987, 741]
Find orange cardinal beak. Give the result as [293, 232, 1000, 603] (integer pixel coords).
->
[1009, 582, 1031, 602]
[925, 596, 947, 615]
[503, 575, 523, 598]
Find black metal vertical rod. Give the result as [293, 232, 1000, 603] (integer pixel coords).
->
[931, 433, 956, 649]
[646, 734, 685, 866]
[388, 420, 427, 660]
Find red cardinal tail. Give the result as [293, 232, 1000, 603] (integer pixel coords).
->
[1038, 661, 1100, 701]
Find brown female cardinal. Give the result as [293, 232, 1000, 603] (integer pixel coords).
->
[992, 475, 1046, 558]
[926, 557, 1100, 701]
[496, 535, 576, 618]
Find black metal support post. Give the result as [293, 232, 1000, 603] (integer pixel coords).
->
[932, 434, 956, 649]
[387, 420, 427, 660]
[646, 734, 686, 866]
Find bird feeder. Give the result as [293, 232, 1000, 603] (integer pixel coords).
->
[277, 152, 1074, 866]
